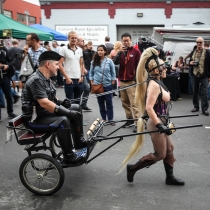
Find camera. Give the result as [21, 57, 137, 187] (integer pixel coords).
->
[193, 61, 199, 66]
[122, 46, 128, 51]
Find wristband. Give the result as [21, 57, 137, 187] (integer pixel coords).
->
[54, 105, 60, 113]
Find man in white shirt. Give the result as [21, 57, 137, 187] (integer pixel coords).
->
[59, 31, 84, 103]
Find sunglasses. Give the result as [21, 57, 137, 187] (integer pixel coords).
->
[196, 42, 202, 44]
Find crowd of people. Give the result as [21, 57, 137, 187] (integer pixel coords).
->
[0, 31, 209, 184]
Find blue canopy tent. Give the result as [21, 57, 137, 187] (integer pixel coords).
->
[30, 24, 68, 41]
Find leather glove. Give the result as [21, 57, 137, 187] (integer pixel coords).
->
[54, 105, 81, 121]
[57, 98, 71, 109]
[61, 98, 71, 109]
[155, 123, 168, 134]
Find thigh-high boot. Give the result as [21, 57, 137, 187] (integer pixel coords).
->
[71, 115, 87, 149]
[163, 163, 185, 185]
[163, 154, 185, 185]
[127, 153, 154, 183]
[69, 104, 86, 149]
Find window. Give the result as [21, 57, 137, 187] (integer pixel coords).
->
[29, 16, 36, 24]
[17, 13, 26, 23]
[4, 10, 12, 18]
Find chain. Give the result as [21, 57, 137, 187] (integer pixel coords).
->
[70, 80, 149, 104]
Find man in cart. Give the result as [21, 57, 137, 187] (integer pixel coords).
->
[21, 51, 86, 164]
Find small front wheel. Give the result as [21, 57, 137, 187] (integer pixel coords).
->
[19, 153, 64, 195]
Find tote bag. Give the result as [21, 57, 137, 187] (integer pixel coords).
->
[19, 53, 35, 82]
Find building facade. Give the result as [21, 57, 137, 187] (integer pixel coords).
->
[3, 0, 41, 25]
[40, 0, 210, 45]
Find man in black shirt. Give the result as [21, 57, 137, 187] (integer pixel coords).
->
[8, 39, 23, 94]
[82, 41, 95, 110]
[0, 42, 17, 119]
[22, 51, 86, 163]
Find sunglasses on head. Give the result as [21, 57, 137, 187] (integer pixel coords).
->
[196, 42, 202, 44]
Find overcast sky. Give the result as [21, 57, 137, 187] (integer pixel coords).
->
[23, 0, 40, 6]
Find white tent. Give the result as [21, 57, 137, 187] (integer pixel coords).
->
[151, 24, 210, 64]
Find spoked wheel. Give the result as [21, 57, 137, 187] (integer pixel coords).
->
[49, 133, 62, 159]
[19, 153, 64, 195]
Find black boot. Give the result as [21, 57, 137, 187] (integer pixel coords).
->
[164, 163, 185, 185]
[57, 128, 84, 163]
[70, 113, 87, 149]
[127, 159, 154, 183]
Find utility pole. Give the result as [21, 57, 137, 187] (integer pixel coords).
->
[0, 0, 6, 14]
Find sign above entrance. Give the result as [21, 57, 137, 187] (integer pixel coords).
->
[55, 25, 108, 46]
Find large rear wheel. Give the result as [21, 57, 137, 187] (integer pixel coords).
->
[19, 153, 64, 195]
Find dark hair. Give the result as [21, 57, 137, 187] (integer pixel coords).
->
[44, 41, 49, 46]
[179, 56, 183, 60]
[60, 44, 65, 47]
[121, 33, 131, 39]
[105, 36, 110, 41]
[27, 33, 40, 42]
[92, 45, 107, 67]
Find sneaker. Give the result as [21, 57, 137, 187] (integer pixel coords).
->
[8, 113, 17, 119]
[122, 120, 135, 128]
[202, 110, 209, 116]
[133, 126, 137, 133]
[82, 106, 92, 112]
[13, 95, 20, 104]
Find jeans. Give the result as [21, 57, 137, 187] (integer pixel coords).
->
[12, 70, 20, 81]
[86, 70, 90, 83]
[0, 86, 5, 108]
[192, 75, 209, 111]
[64, 79, 83, 104]
[97, 85, 113, 121]
[81, 76, 90, 107]
[0, 77, 14, 115]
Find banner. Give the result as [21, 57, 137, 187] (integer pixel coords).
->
[55, 25, 108, 46]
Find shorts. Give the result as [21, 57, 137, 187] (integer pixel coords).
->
[12, 70, 20, 81]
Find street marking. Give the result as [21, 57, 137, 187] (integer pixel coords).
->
[205, 126, 210, 129]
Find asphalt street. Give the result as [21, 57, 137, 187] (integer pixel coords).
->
[0, 88, 210, 210]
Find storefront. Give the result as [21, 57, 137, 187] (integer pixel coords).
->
[40, 0, 210, 46]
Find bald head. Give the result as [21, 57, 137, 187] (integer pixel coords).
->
[196, 37, 204, 49]
[77, 36, 84, 48]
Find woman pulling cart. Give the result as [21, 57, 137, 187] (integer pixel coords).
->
[121, 47, 185, 185]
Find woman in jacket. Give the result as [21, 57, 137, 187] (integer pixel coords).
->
[89, 45, 116, 124]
